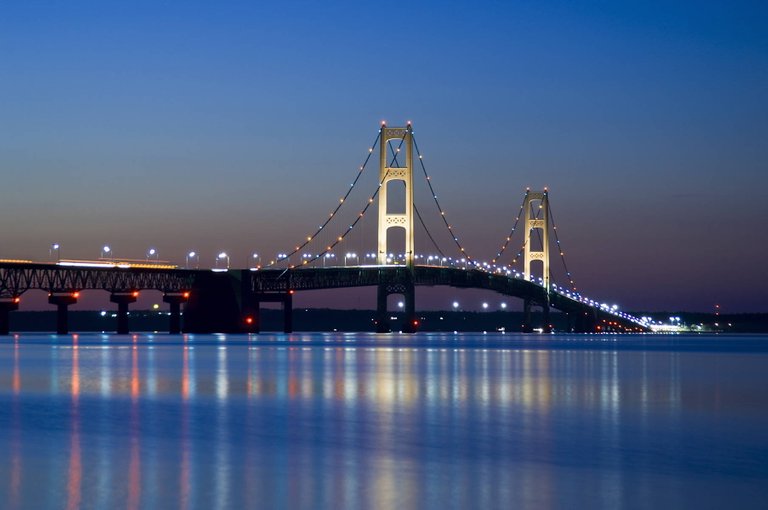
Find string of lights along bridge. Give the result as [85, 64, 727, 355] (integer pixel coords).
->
[0, 122, 653, 335]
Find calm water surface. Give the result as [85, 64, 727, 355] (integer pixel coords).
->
[0, 333, 767, 509]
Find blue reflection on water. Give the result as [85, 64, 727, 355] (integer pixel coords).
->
[0, 333, 767, 509]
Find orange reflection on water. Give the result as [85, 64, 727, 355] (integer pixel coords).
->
[10, 339, 21, 508]
[182, 346, 190, 400]
[66, 338, 81, 510]
[128, 336, 142, 510]
[131, 336, 140, 399]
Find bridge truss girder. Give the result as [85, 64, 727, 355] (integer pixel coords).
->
[0, 263, 195, 297]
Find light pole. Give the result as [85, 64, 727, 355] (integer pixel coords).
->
[344, 252, 358, 267]
[252, 253, 261, 268]
[186, 251, 198, 269]
[147, 248, 157, 261]
[50, 243, 61, 262]
[101, 245, 111, 260]
[217, 252, 230, 269]
[452, 301, 459, 311]
[323, 253, 335, 267]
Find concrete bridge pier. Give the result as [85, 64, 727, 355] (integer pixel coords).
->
[522, 298, 552, 333]
[0, 297, 20, 335]
[542, 300, 552, 333]
[163, 292, 189, 334]
[242, 298, 260, 333]
[110, 292, 138, 334]
[48, 292, 78, 334]
[376, 280, 417, 333]
[375, 284, 391, 333]
[401, 285, 418, 333]
[244, 291, 293, 334]
[522, 299, 533, 332]
[283, 291, 293, 334]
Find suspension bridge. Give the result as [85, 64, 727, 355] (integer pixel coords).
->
[0, 122, 651, 335]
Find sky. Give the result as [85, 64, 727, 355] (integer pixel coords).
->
[1, 0, 767, 313]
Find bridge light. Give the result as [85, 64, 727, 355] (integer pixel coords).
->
[13, 297, 20, 304]
[183, 292, 190, 299]
[132, 291, 139, 298]
[72, 292, 79, 298]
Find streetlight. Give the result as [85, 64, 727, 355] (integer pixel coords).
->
[323, 253, 335, 267]
[146, 248, 157, 261]
[398, 301, 404, 309]
[217, 252, 230, 269]
[186, 251, 198, 269]
[344, 252, 358, 267]
[500, 302, 508, 310]
[482, 302, 489, 310]
[101, 245, 111, 260]
[452, 301, 459, 310]
[50, 243, 61, 262]
[252, 253, 260, 268]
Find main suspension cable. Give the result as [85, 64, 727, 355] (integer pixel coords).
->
[412, 135, 475, 264]
[294, 132, 408, 267]
[546, 193, 578, 291]
[385, 143, 447, 260]
[267, 130, 381, 266]
[491, 190, 528, 265]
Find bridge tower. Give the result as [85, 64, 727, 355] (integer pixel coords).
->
[522, 190, 551, 332]
[376, 123, 417, 333]
[377, 123, 415, 266]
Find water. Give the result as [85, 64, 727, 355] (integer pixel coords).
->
[0, 333, 767, 509]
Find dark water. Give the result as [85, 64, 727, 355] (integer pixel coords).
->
[0, 333, 767, 509]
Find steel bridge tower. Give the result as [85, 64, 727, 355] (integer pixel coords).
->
[523, 190, 552, 332]
[377, 123, 415, 266]
[376, 123, 417, 332]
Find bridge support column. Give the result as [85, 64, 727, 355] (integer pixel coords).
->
[283, 291, 293, 334]
[110, 292, 138, 334]
[0, 297, 20, 335]
[522, 299, 533, 332]
[163, 292, 189, 334]
[375, 284, 390, 333]
[375, 277, 416, 334]
[48, 292, 79, 334]
[402, 284, 418, 333]
[242, 298, 260, 333]
[542, 300, 552, 333]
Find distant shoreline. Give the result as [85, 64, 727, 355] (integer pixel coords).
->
[8, 309, 768, 333]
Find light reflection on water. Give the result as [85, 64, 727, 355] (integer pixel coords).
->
[0, 333, 767, 509]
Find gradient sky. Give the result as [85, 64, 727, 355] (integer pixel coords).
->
[1, 0, 767, 312]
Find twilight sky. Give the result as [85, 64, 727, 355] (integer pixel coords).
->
[1, 0, 767, 312]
